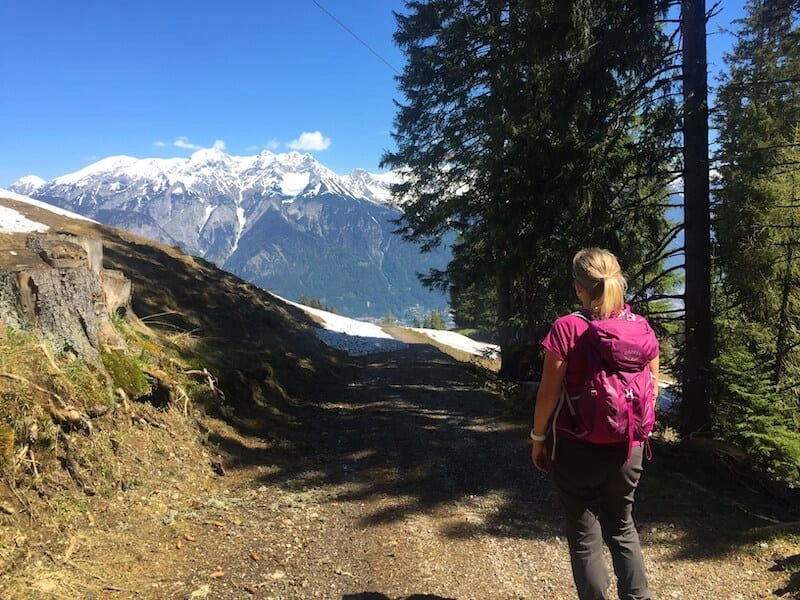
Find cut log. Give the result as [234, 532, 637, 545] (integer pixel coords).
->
[0, 233, 130, 363]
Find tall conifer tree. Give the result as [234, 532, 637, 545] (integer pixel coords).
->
[712, 0, 800, 480]
[384, 0, 681, 377]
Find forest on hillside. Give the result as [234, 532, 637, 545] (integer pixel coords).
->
[381, 0, 800, 484]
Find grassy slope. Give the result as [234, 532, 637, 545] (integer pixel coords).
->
[0, 196, 354, 595]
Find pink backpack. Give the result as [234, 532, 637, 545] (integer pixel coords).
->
[553, 308, 659, 461]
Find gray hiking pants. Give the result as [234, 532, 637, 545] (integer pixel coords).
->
[551, 436, 650, 600]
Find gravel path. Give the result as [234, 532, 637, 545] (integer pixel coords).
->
[169, 344, 795, 600]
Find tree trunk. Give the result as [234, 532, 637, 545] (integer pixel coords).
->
[497, 264, 518, 378]
[774, 241, 794, 386]
[680, 0, 713, 437]
[0, 233, 129, 364]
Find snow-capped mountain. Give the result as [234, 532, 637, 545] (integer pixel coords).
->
[9, 175, 47, 197]
[11, 150, 448, 320]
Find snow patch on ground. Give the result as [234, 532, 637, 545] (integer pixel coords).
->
[314, 328, 409, 357]
[279, 297, 408, 356]
[278, 295, 497, 359]
[411, 328, 500, 359]
[0, 188, 96, 221]
[0, 205, 49, 233]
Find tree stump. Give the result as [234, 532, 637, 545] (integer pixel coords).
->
[0, 232, 130, 364]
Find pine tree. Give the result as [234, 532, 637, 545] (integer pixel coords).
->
[712, 305, 800, 481]
[428, 310, 447, 330]
[384, 0, 682, 378]
[712, 0, 800, 481]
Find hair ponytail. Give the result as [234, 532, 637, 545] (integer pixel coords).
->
[572, 248, 627, 319]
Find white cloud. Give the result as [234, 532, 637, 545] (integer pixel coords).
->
[155, 137, 225, 151]
[173, 136, 201, 150]
[287, 131, 331, 152]
[246, 140, 280, 152]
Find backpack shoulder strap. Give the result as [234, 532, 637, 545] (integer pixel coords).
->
[571, 310, 592, 323]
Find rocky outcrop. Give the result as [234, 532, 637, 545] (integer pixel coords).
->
[0, 232, 130, 363]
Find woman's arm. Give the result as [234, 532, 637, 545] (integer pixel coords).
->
[531, 350, 567, 473]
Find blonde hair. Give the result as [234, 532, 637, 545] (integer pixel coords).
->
[572, 247, 627, 319]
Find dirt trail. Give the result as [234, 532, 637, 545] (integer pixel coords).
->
[183, 343, 567, 599]
[161, 343, 794, 600]
[11, 343, 796, 599]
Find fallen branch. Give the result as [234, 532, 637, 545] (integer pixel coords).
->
[136, 415, 175, 437]
[47, 405, 93, 436]
[741, 520, 800, 538]
[175, 385, 190, 416]
[35, 343, 63, 375]
[0, 372, 93, 435]
[184, 368, 224, 400]
[28, 447, 39, 479]
[15, 444, 40, 480]
[57, 431, 95, 496]
[730, 500, 782, 524]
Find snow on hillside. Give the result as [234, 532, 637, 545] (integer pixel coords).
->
[280, 295, 498, 359]
[279, 297, 408, 356]
[411, 328, 500, 360]
[0, 188, 96, 222]
[0, 205, 49, 234]
[0, 188, 97, 233]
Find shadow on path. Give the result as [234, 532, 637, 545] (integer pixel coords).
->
[219, 343, 561, 539]
[211, 342, 800, 567]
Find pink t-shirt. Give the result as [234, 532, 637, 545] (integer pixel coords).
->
[541, 310, 593, 397]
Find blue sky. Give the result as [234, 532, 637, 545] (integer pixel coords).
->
[1, 1, 744, 187]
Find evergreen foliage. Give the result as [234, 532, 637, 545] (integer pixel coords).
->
[298, 295, 338, 314]
[423, 311, 447, 330]
[712, 306, 800, 481]
[383, 0, 682, 376]
[383, 0, 799, 482]
[712, 0, 800, 482]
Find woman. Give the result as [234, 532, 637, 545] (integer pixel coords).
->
[531, 247, 659, 600]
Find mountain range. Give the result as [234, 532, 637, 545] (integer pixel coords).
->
[9, 150, 450, 321]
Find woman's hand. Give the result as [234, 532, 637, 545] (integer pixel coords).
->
[531, 440, 550, 473]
